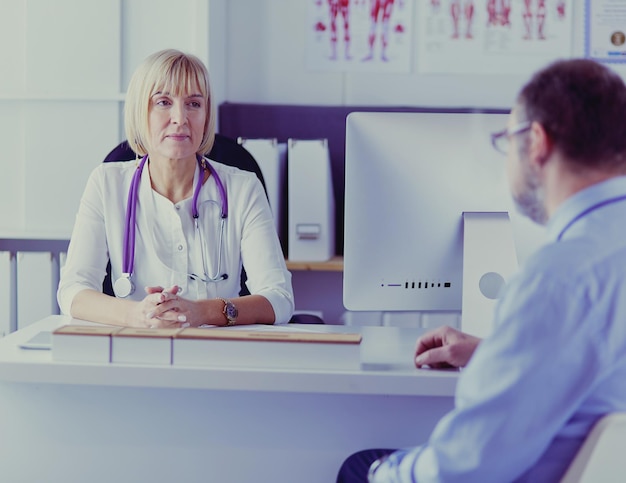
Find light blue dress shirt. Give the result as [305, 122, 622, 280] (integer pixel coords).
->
[374, 176, 626, 482]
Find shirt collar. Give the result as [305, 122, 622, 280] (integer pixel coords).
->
[546, 176, 626, 242]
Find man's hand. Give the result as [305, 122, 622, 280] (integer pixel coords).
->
[414, 326, 481, 369]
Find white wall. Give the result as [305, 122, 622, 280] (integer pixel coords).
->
[0, 0, 217, 330]
[225, 0, 626, 324]
[0, 0, 217, 233]
[220, 0, 626, 324]
[2, 0, 624, 329]
[223, 0, 626, 108]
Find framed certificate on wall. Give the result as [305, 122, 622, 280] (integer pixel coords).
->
[585, 0, 626, 64]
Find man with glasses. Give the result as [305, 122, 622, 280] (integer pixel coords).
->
[337, 58, 626, 482]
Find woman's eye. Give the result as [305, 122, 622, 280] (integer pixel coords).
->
[188, 101, 202, 108]
[155, 98, 171, 107]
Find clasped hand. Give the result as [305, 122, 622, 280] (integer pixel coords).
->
[130, 285, 193, 328]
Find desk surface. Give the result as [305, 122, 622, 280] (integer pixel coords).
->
[0, 316, 458, 396]
[0, 316, 458, 483]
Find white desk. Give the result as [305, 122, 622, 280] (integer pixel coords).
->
[0, 316, 458, 483]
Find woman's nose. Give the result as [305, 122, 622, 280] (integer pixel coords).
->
[170, 102, 186, 124]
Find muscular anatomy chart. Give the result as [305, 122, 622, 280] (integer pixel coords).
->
[308, 0, 414, 72]
[418, 0, 572, 74]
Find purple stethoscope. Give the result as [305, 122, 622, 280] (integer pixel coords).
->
[113, 154, 229, 298]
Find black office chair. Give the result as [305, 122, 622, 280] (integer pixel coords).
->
[102, 134, 323, 324]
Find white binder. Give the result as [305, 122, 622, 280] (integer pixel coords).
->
[237, 138, 286, 237]
[287, 138, 335, 261]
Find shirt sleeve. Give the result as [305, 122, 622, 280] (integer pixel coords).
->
[372, 268, 608, 482]
[57, 166, 110, 314]
[237, 176, 294, 324]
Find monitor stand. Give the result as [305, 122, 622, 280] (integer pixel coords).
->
[461, 212, 518, 338]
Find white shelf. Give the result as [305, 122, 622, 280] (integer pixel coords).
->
[286, 256, 344, 272]
[0, 93, 126, 102]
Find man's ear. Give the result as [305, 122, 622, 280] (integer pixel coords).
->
[528, 121, 551, 169]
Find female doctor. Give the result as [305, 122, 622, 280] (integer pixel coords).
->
[57, 49, 294, 328]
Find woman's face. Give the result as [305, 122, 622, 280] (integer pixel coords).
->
[146, 84, 207, 163]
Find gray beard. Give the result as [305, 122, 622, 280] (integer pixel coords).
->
[513, 167, 548, 225]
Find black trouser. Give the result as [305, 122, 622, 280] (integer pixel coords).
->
[336, 448, 396, 483]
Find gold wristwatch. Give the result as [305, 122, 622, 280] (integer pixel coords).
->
[218, 298, 238, 326]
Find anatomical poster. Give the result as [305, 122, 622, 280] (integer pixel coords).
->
[307, 0, 415, 72]
[417, 0, 573, 75]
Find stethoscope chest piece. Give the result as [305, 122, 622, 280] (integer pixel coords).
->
[113, 274, 135, 298]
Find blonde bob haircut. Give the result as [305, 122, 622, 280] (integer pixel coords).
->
[124, 49, 216, 157]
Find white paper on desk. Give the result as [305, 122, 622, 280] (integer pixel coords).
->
[66, 321, 318, 333]
[68, 318, 109, 327]
[19, 330, 52, 350]
[203, 324, 318, 333]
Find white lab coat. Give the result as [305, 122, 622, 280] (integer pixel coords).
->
[58, 158, 294, 323]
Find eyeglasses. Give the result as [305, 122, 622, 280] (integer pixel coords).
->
[490, 121, 532, 154]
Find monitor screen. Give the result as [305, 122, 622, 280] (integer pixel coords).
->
[343, 111, 546, 315]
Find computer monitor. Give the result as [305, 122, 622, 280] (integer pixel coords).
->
[343, 111, 547, 336]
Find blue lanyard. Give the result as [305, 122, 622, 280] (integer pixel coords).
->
[557, 194, 626, 241]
